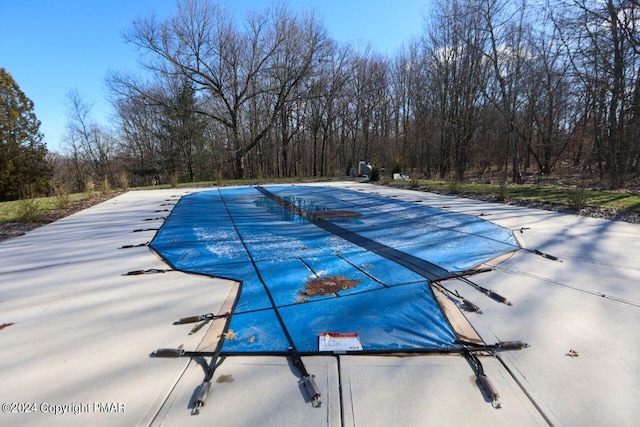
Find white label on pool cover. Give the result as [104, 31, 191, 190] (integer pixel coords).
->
[319, 332, 363, 352]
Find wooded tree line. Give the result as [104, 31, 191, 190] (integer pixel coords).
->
[56, 0, 640, 190]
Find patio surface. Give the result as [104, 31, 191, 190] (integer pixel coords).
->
[1, 182, 639, 426]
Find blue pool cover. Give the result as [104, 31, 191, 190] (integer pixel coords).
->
[150, 185, 520, 354]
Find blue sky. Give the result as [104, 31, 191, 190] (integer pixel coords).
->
[0, 0, 428, 153]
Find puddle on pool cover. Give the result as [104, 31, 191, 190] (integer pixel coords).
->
[255, 196, 362, 224]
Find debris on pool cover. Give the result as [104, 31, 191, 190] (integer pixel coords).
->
[301, 275, 362, 297]
[313, 210, 361, 219]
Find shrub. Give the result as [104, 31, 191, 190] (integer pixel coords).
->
[369, 167, 381, 182]
[16, 197, 41, 223]
[215, 170, 223, 186]
[391, 164, 403, 175]
[446, 178, 460, 194]
[54, 185, 73, 209]
[100, 177, 112, 195]
[169, 172, 179, 188]
[568, 186, 589, 211]
[118, 172, 130, 191]
[84, 179, 96, 199]
[495, 181, 509, 202]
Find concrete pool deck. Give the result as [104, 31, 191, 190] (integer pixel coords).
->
[1, 182, 639, 426]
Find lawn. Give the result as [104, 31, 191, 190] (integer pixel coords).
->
[0, 192, 94, 224]
[0, 177, 320, 224]
[384, 179, 640, 213]
[2, 178, 639, 225]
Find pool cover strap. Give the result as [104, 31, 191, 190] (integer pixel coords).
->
[175, 312, 230, 324]
[256, 186, 450, 281]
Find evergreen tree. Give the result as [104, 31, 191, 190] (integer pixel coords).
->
[0, 68, 49, 201]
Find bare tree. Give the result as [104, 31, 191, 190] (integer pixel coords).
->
[552, 0, 640, 188]
[389, 39, 425, 172]
[341, 49, 392, 171]
[64, 90, 116, 190]
[122, 0, 327, 179]
[112, 91, 163, 186]
[472, 0, 530, 184]
[303, 43, 352, 176]
[424, 0, 490, 180]
[520, 23, 574, 175]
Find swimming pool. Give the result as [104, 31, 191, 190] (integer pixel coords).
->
[150, 185, 520, 354]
